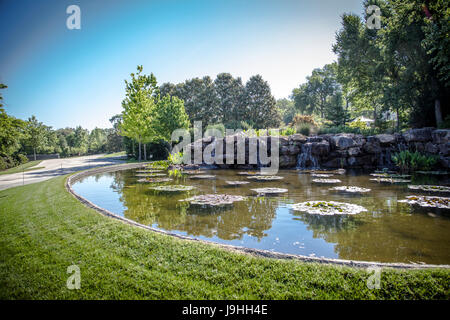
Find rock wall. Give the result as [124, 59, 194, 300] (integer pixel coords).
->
[186, 128, 450, 170]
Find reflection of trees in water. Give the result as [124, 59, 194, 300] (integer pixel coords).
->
[293, 199, 450, 264]
[292, 212, 364, 239]
[117, 173, 278, 240]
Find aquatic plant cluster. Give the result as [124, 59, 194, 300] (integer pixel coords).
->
[135, 166, 450, 215]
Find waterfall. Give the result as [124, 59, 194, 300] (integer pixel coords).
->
[296, 143, 319, 169]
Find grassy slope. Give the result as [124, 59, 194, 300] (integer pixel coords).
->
[0, 160, 42, 175]
[0, 176, 448, 300]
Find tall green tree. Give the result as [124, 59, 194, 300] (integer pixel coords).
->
[214, 73, 244, 126]
[24, 116, 48, 161]
[242, 75, 280, 129]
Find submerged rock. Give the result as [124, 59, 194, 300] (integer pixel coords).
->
[312, 178, 341, 184]
[135, 169, 163, 173]
[180, 194, 246, 208]
[135, 173, 167, 177]
[370, 178, 411, 183]
[225, 181, 250, 186]
[137, 177, 172, 183]
[150, 185, 195, 192]
[407, 185, 450, 194]
[399, 195, 450, 209]
[251, 188, 288, 195]
[330, 186, 371, 193]
[291, 201, 367, 215]
[247, 175, 284, 181]
[189, 175, 216, 179]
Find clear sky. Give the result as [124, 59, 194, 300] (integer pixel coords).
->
[0, 0, 364, 130]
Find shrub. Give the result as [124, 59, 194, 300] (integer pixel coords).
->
[280, 127, 296, 136]
[296, 123, 312, 136]
[205, 123, 225, 136]
[438, 115, 450, 129]
[289, 114, 318, 128]
[391, 150, 438, 172]
[16, 154, 29, 165]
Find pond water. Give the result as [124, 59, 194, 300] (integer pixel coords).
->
[72, 168, 450, 264]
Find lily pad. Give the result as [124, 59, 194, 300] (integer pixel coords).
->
[407, 185, 450, 194]
[312, 178, 341, 184]
[370, 173, 411, 178]
[247, 175, 284, 181]
[180, 194, 246, 208]
[251, 188, 288, 195]
[291, 201, 367, 215]
[181, 170, 204, 175]
[137, 177, 173, 183]
[225, 181, 251, 186]
[189, 175, 216, 179]
[237, 171, 261, 176]
[150, 185, 195, 192]
[330, 186, 371, 193]
[415, 171, 449, 175]
[399, 195, 450, 209]
[370, 178, 411, 183]
[135, 169, 163, 173]
[311, 173, 334, 178]
[135, 173, 167, 177]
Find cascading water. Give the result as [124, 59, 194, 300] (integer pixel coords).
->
[296, 143, 319, 169]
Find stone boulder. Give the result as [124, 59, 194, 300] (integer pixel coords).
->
[289, 134, 307, 144]
[310, 141, 330, 156]
[375, 134, 396, 146]
[329, 134, 364, 150]
[279, 155, 297, 168]
[402, 128, 434, 143]
[363, 136, 382, 154]
[432, 129, 450, 144]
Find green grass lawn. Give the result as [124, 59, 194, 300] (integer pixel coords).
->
[0, 175, 448, 299]
[0, 160, 43, 175]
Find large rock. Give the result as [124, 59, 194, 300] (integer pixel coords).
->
[280, 145, 300, 156]
[289, 134, 307, 144]
[310, 141, 330, 156]
[329, 134, 364, 149]
[375, 134, 396, 146]
[364, 136, 382, 154]
[402, 128, 434, 143]
[279, 155, 297, 168]
[348, 147, 361, 156]
[432, 129, 450, 144]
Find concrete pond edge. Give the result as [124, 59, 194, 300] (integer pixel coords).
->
[65, 162, 450, 270]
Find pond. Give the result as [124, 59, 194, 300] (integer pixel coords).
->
[72, 168, 450, 264]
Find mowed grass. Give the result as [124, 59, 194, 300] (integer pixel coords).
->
[0, 160, 43, 175]
[0, 175, 448, 299]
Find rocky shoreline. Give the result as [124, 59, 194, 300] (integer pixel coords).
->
[182, 128, 450, 170]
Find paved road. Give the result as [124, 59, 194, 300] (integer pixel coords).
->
[0, 154, 126, 191]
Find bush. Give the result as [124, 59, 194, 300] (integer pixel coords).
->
[391, 150, 438, 173]
[296, 123, 312, 136]
[280, 127, 296, 136]
[16, 154, 29, 165]
[438, 115, 450, 129]
[289, 114, 318, 128]
[0, 155, 17, 170]
[205, 123, 226, 136]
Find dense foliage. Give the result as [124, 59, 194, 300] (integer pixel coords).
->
[287, 0, 449, 132]
[0, 84, 124, 170]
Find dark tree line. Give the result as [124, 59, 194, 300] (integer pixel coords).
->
[159, 73, 281, 129]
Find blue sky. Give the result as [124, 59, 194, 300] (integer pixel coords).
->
[0, 0, 364, 130]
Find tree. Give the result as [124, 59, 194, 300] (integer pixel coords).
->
[120, 66, 158, 161]
[292, 63, 340, 119]
[242, 75, 280, 129]
[276, 98, 296, 125]
[326, 92, 350, 126]
[24, 116, 48, 160]
[0, 84, 27, 158]
[214, 73, 244, 126]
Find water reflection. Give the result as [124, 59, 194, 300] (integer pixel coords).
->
[72, 169, 450, 264]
